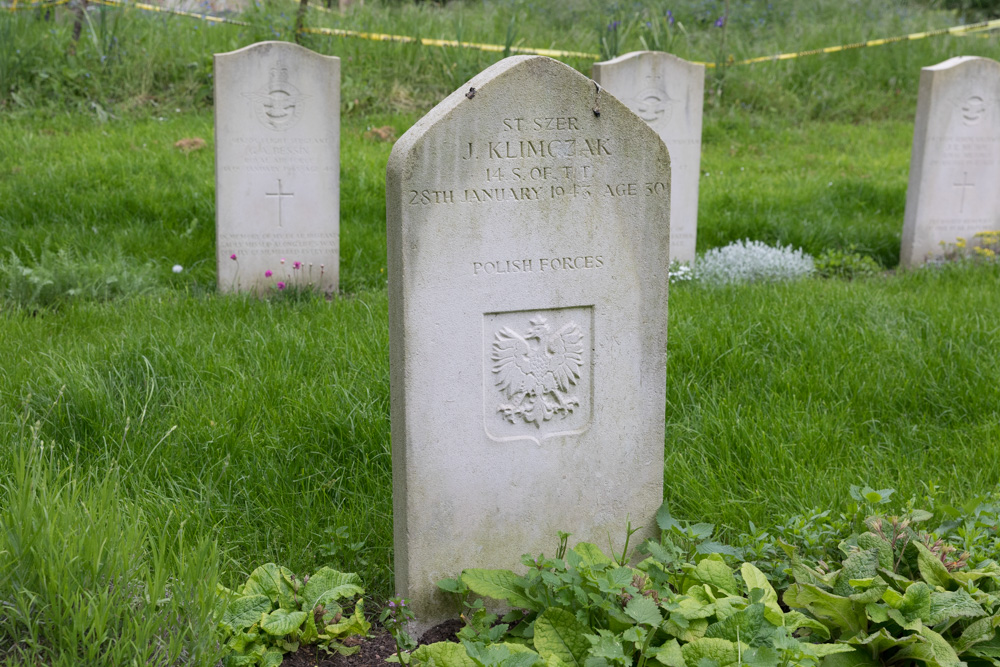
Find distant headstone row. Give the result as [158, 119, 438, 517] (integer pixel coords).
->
[211, 45, 1000, 291]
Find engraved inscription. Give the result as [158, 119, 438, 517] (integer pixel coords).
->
[492, 314, 584, 427]
[245, 65, 307, 131]
[928, 136, 1000, 167]
[472, 255, 604, 275]
[410, 117, 668, 217]
[220, 137, 334, 176]
[219, 231, 337, 257]
[406, 182, 666, 206]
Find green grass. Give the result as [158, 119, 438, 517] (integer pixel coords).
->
[665, 262, 1000, 537]
[2, 290, 394, 583]
[3, 0, 1000, 661]
[0, 431, 222, 665]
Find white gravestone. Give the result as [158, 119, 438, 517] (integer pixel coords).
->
[215, 42, 340, 294]
[387, 56, 670, 626]
[901, 56, 1000, 267]
[593, 51, 704, 264]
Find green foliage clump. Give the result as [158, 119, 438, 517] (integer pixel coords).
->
[814, 246, 883, 279]
[425, 490, 1000, 667]
[427, 504, 852, 667]
[937, 231, 1000, 264]
[0, 245, 158, 309]
[217, 563, 370, 666]
[782, 506, 1000, 667]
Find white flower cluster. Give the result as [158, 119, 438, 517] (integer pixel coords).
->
[693, 239, 815, 286]
[668, 260, 694, 283]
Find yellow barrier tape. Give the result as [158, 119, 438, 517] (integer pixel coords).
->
[5, 0, 69, 11]
[956, 23, 1000, 35]
[727, 17, 1000, 67]
[92, 0, 249, 25]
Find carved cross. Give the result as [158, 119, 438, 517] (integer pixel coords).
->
[953, 171, 975, 214]
[265, 179, 294, 228]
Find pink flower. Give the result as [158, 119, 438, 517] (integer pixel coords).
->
[277, 281, 286, 290]
[230, 253, 237, 260]
[293, 261, 301, 270]
[280, 258, 285, 264]
[265, 270, 273, 277]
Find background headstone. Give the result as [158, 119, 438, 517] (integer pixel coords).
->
[593, 51, 704, 264]
[387, 56, 670, 628]
[215, 41, 340, 294]
[901, 56, 1000, 267]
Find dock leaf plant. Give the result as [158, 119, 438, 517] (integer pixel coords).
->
[216, 563, 370, 666]
[425, 500, 852, 667]
[420, 493, 1000, 667]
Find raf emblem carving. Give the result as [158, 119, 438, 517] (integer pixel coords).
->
[491, 314, 585, 427]
[633, 87, 672, 124]
[246, 65, 306, 131]
[962, 95, 987, 126]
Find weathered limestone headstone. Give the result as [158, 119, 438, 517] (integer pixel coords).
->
[215, 42, 339, 294]
[901, 56, 1000, 267]
[593, 51, 704, 264]
[387, 56, 670, 627]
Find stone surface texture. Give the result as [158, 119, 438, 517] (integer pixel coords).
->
[901, 56, 1000, 266]
[593, 51, 704, 263]
[387, 56, 670, 629]
[215, 41, 339, 294]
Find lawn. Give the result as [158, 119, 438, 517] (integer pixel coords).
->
[1, 0, 1000, 664]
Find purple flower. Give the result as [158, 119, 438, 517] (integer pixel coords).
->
[388, 600, 396, 609]
[265, 270, 273, 277]
[293, 261, 302, 270]
[714, 15, 726, 27]
[277, 281, 286, 290]
[608, 19, 620, 31]
[667, 9, 674, 25]
[230, 253, 237, 260]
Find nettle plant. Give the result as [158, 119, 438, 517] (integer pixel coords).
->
[422, 503, 851, 667]
[217, 563, 370, 666]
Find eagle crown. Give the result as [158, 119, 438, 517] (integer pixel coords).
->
[525, 316, 552, 341]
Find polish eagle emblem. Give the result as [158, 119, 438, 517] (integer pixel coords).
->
[491, 315, 585, 427]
